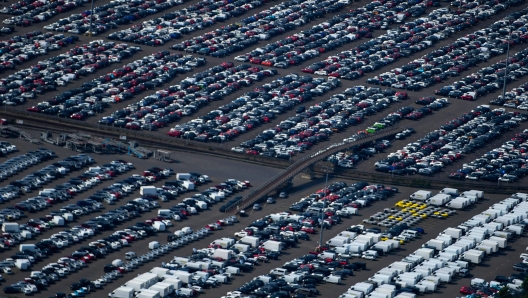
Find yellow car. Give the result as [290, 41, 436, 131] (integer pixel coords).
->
[401, 208, 408, 213]
[418, 204, 427, 210]
[398, 239, 405, 245]
[441, 213, 449, 217]
[395, 201, 405, 208]
[408, 209, 417, 214]
[388, 215, 395, 219]
[395, 217, 403, 221]
[381, 237, 389, 241]
[419, 214, 427, 218]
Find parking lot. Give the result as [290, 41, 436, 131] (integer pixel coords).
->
[0, 135, 524, 297]
[1, 0, 528, 296]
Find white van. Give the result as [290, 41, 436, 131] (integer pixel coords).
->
[270, 268, 287, 276]
[324, 275, 342, 284]
[402, 230, 419, 239]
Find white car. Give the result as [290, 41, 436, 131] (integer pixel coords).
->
[234, 231, 249, 238]
[362, 254, 376, 260]
[93, 279, 105, 288]
[234, 55, 249, 62]
[162, 220, 173, 227]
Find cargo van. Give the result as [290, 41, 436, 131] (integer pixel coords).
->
[439, 188, 458, 196]
[323, 275, 342, 284]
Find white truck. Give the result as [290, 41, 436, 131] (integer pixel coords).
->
[327, 236, 350, 247]
[20, 244, 38, 253]
[212, 249, 234, 260]
[181, 180, 195, 190]
[388, 261, 412, 272]
[414, 281, 437, 293]
[109, 286, 135, 298]
[337, 231, 357, 239]
[488, 236, 507, 248]
[439, 188, 458, 197]
[441, 228, 463, 239]
[149, 282, 174, 297]
[412, 248, 434, 260]
[427, 194, 450, 206]
[2, 222, 19, 233]
[176, 173, 192, 180]
[446, 197, 472, 209]
[352, 282, 374, 295]
[140, 186, 157, 196]
[261, 240, 284, 252]
[373, 242, 392, 253]
[137, 289, 161, 298]
[480, 240, 499, 253]
[410, 190, 432, 201]
[423, 239, 446, 251]
[150, 267, 170, 278]
[240, 236, 260, 248]
[460, 250, 484, 264]
[210, 238, 235, 249]
[171, 271, 193, 284]
[369, 274, 391, 285]
[463, 190, 484, 201]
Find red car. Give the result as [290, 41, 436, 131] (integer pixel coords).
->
[460, 286, 475, 295]
[301, 227, 316, 234]
[281, 226, 295, 232]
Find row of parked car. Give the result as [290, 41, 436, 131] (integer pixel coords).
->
[490, 81, 528, 109]
[448, 128, 528, 182]
[106, 218, 241, 298]
[0, 31, 78, 74]
[2, 152, 93, 211]
[99, 62, 276, 131]
[1, 165, 210, 294]
[234, 0, 438, 69]
[171, 0, 348, 56]
[109, 0, 270, 45]
[369, 8, 528, 94]
[434, 46, 528, 101]
[0, 154, 95, 255]
[1, 0, 83, 27]
[232, 83, 431, 159]
[24, 51, 200, 121]
[42, 0, 184, 36]
[2, 40, 139, 107]
[363, 202, 455, 227]
[301, 1, 513, 80]
[220, 181, 407, 298]
[348, 193, 528, 298]
[375, 105, 525, 177]
[231, 86, 391, 157]
[0, 141, 17, 156]
[163, 73, 340, 142]
[0, 149, 54, 191]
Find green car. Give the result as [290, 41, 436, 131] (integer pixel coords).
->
[366, 127, 377, 133]
[373, 122, 385, 129]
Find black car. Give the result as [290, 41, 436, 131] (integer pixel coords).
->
[3, 285, 22, 294]
[514, 263, 528, 272]
[495, 275, 510, 284]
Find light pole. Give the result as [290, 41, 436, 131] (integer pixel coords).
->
[318, 167, 329, 249]
[88, 0, 95, 37]
[502, 29, 512, 100]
